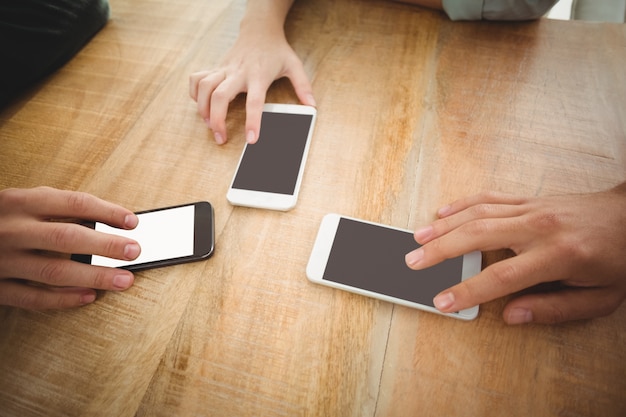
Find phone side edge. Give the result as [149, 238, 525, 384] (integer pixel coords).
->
[263, 103, 317, 116]
[226, 188, 297, 211]
[305, 213, 340, 282]
[194, 201, 215, 258]
[456, 250, 482, 320]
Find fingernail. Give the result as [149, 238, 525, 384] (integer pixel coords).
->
[433, 292, 455, 311]
[413, 225, 433, 243]
[124, 243, 140, 260]
[306, 94, 317, 107]
[204, 117, 211, 128]
[438, 205, 452, 217]
[214, 132, 224, 144]
[246, 130, 256, 144]
[124, 214, 138, 229]
[113, 274, 134, 289]
[405, 248, 424, 267]
[80, 292, 96, 304]
[507, 308, 533, 325]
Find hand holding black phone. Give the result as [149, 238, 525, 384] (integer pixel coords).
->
[72, 201, 214, 271]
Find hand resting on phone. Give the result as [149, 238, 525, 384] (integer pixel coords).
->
[188, 0, 315, 145]
[0, 187, 140, 310]
[405, 182, 626, 325]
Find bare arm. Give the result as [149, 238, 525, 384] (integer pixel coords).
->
[189, 0, 315, 145]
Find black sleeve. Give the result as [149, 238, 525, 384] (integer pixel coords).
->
[0, 0, 110, 107]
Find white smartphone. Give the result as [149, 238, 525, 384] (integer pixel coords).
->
[72, 201, 215, 271]
[227, 103, 317, 211]
[306, 214, 481, 320]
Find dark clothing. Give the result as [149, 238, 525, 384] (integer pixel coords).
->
[0, 0, 110, 107]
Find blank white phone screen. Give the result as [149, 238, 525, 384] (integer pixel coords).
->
[91, 205, 195, 268]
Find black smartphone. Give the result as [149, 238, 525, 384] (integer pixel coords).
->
[72, 201, 214, 271]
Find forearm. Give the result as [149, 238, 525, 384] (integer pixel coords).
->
[240, 0, 295, 37]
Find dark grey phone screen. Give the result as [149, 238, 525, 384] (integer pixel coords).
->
[232, 112, 313, 195]
[323, 218, 464, 307]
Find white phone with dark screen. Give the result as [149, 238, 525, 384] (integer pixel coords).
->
[306, 214, 481, 320]
[72, 201, 214, 271]
[226, 103, 317, 211]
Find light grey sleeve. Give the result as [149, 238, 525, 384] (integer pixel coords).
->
[442, 0, 559, 21]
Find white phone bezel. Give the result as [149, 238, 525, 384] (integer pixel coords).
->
[306, 213, 481, 320]
[227, 103, 317, 211]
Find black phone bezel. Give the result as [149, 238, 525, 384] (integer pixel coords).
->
[71, 201, 215, 271]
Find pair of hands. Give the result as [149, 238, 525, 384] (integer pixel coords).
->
[3, 185, 625, 324]
[0, 187, 140, 310]
[10, 3, 626, 323]
[405, 185, 626, 324]
[188, 2, 625, 324]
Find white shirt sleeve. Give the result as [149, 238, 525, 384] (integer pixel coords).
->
[442, 0, 559, 21]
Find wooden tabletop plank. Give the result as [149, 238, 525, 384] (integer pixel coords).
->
[0, 0, 624, 416]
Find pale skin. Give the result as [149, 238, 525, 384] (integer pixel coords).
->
[189, 1, 442, 145]
[405, 183, 626, 324]
[0, 187, 141, 310]
[189, 0, 315, 145]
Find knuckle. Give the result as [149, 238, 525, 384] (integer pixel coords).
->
[0, 187, 34, 210]
[468, 203, 495, 218]
[66, 191, 92, 216]
[0, 188, 19, 206]
[53, 293, 72, 310]
[197, 77, 213, 91]
[103, 236, 124, 259]
[39, 261, 68, 286]
[430, 217, 450, 235]
[200, 75, 226, 93]
[489, 261, 521, 288]
[552, 235, 592, 265]
[426, 237, 450, 259]
[89, 268, 109, 289]
[462, 218, 493, 238]
[528, 210, 564, 232]
[46, 224, 77, 251]
[542, 304, 567, 324]
[210, 87, 230, 103]
[477, 190, 500, 201]
[246, 94, 265, 110]
[192, 78, 213, 91]
[14, 291, 40, 310]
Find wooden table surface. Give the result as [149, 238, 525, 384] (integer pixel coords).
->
[1, 0, 625, 416]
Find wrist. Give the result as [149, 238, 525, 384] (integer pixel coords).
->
[240, 0, 293, 35]
[239, 15, 286, 39]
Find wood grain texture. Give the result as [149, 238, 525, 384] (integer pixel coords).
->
[1, 0, 625, 416]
